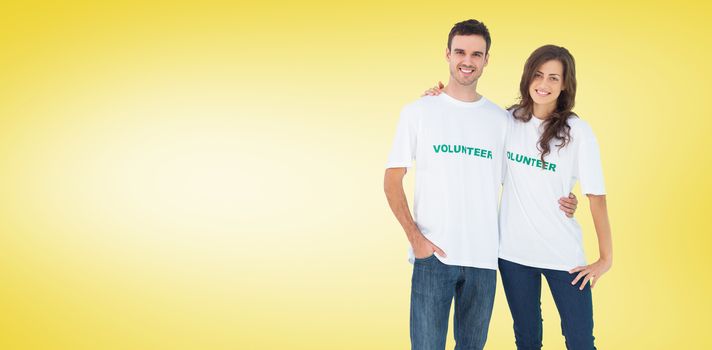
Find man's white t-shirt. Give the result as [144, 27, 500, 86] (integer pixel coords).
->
[499, 111, 606, 271]
[386, 93, 507, 270]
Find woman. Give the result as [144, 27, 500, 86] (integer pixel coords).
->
[425, 45, 612, 350]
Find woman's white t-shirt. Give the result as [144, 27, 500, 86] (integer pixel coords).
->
[499, 111, 606, 271]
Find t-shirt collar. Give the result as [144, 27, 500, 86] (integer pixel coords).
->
[439, 92, 486, 108]
[530, 114, 546, 126]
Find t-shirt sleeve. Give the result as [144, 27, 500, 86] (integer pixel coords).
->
[577, 124, 606, 195]
[500, 150, 507, 185]
[385, 105, 419, 169]
[500, 112, 512, 185]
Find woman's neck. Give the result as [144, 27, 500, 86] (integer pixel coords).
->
[532, 102, 556, 120]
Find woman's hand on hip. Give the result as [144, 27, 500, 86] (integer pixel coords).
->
[569, 258, 612, 290]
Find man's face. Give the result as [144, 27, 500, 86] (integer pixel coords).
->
[446, 35, 489, 87]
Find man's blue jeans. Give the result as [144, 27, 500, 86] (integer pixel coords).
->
[410, 255, 496, 350]
[498, 258, 596, 350]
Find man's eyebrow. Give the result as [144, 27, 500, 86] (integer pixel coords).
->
[452, 48, 485, 55]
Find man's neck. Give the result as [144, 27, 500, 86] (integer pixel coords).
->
[443, 79, 481, 102]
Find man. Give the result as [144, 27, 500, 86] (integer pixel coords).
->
[383, 19, 577, 350]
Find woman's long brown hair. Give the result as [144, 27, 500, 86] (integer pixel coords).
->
[509, 45, 578, 164]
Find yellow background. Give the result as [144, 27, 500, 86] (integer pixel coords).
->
[1, 0, 710, 349]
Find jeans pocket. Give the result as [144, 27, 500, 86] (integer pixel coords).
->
[414, 254, 437, 263]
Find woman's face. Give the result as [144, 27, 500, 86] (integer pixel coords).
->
[529, 59, 564, 109]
